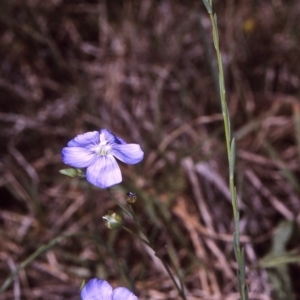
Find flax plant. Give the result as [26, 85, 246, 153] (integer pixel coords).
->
[202, 1, 249, 299]
[106, 189, 187, 300]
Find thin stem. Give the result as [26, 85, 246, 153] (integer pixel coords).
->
[107, 188, 133, 218]
[123, 226, 186, 299]
[122, 226, 151, 247]
[159, 259, 186, 300]
[128, 205, 187, 300]
[106, 189, 187, 300]
[201, 1, 248, 299]
[0, 232, 76, 294]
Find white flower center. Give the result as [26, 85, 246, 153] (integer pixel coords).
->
[92, 141, 111, 156]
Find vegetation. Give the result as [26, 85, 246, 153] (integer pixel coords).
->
[0, 1, 300, 299]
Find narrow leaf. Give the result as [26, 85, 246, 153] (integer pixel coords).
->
[202, 0, 212, 13]
[229, 138, 236, 178]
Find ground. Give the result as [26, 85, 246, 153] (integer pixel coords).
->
[0, 1, 300, 299]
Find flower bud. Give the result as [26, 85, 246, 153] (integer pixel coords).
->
[126, 191, 137, 204]
[59, 168, 86, 178]
[102, 211, 122, 229]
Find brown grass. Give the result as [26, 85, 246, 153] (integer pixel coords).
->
[0, 0, 300, 299]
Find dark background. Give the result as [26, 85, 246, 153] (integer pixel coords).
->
[0, 0, 300, 299]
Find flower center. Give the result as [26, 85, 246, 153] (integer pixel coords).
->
[92, 141, 111, 156]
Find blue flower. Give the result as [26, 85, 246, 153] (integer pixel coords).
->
[80, 278, 138, 300]
[62, 129, 144, 188]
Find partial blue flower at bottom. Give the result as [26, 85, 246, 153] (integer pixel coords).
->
[81, 278, 138, 300]
[62, 129, 144, 188]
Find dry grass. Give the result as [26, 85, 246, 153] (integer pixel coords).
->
[0, 0, 300, 299]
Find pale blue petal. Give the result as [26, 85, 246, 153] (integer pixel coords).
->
[100, 129, 126, 145]
[81, 279, 112, 300]
[62, 147, 97, 168]
[111, 144, 144, 164]
[68, 131, 100, 147]
[86, 155, 122, 188]
[112, 287, 138, 300]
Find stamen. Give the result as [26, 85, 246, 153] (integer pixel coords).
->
[92, 142, 111, 156]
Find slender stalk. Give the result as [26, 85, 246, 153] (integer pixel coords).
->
[128, 205, 187, 300]
[201, 0, 248, 299]
[122, 226, 151, 247]
[123, 223, 186, 300]
[107, 188, 133, 218]
[0, 230, 132, 295]
[0, 232, 75, 294]
[107, 189, 187, 300]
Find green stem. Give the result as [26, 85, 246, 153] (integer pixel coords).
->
[122, 226, 151, 247]
[123, 225, 186, 300]
[201, 1, 248, 299]
[0, 232, 75, 294]
[128, 205, 187, 300]
[107, 189, 187, 300]
[107, 188, 133, 218]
